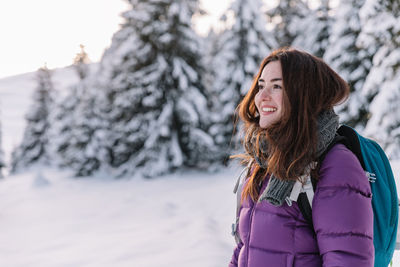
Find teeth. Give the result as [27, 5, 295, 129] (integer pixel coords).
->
[262, 107, 277, 112]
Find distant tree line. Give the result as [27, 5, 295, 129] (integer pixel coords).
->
[10, 0, 400, 177]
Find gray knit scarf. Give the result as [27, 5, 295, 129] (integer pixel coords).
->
[246, 109, 339, 206]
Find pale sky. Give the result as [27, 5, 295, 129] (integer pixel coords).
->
[0, 0, 231, 79]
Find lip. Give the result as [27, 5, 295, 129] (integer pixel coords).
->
[260, 110, 276, 116]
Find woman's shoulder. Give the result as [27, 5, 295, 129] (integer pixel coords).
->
[317, 143, 371, 194]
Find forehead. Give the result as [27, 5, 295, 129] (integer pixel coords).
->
[260, 61, 282, 81]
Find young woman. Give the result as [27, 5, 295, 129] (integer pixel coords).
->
[229, 48, 374, 267]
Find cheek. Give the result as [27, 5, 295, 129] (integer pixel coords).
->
[254, 93, 261, 109]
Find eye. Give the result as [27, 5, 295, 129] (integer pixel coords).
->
[273, 84, 282, 89]
[257, 84, 264, 91]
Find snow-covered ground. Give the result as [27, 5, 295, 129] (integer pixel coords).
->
[1, 68, 400, 266]
[0, 166, 239, 267]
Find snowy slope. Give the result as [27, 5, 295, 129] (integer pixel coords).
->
[1, 69, 400, 266]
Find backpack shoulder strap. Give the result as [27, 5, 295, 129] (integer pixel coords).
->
[336, 125, 366, 169]
[297, 190, 314, 230]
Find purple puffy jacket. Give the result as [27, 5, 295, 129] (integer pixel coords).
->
[229, 144, 374, 267]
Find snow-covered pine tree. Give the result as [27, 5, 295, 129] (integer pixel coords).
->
[75, 0, 221, 177]
[11, 66, 55, 172]
[323, 0, 373, 129]
[202, 28, 219, 108]
[291, 0, 331, 58]
[52, 47, 91, 169]
[266, 0, 310, 47]
[360, 0, 400, 159]
[210, 0, 276, 152]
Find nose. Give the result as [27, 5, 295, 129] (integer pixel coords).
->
[260, 86, 272, 99]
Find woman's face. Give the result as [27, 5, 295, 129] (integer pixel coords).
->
[255, 61, 284, 129]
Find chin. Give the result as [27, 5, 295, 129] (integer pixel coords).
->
[259, 118, 278, 129]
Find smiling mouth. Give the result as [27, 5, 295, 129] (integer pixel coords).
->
[262, 107, 277, 112]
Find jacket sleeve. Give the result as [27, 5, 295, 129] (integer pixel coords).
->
[229, 241, 243, 267]
[313, 144, 374, 267]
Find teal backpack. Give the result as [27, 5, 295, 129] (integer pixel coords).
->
[297, 125, 399, 267]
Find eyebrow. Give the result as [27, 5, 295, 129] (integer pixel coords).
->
[258, 78, 282, 83]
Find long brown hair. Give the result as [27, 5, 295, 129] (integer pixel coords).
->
[237, 47, 350, 202]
